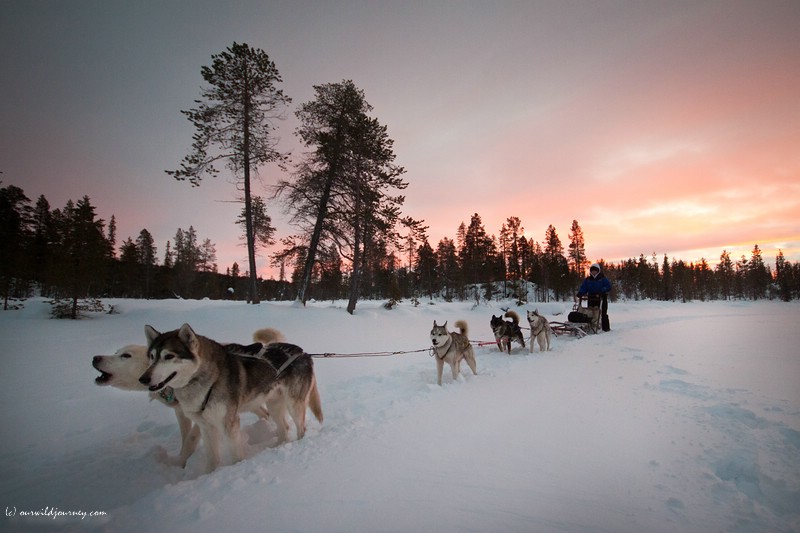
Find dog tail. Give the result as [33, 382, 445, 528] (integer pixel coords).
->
[454, 319, 469, 338]
[504, 310, 520, 324]
[253, 327, 286, 346]
[308, 376, 323, 423]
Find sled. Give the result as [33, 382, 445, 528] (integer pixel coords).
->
[548, 320, 589, 338]
[549, 296, 604, 338]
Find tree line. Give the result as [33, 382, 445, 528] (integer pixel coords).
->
[4, 41, 799, 313]
[288, 211, 800, 304]
[0, 184, 288, 316]
[0, 185, 800, 315]
[2, 183, 799, 316]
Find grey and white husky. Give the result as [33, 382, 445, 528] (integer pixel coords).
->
[526, 309, 552, 353]
[139, 324, 322, 473]
[490, 310, 526, 353]
[92, 328, 287, 467]
[430, 320, 478, 386]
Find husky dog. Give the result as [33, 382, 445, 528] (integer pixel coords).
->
[139, 324, 322, 473]
[92, 329, 284, 467]
[430, 320, 478, 386]
[526, 309, 552, 353]
[490, 310, 526, 354]
[252, 327, 286, 346]
[94, 344, 197, 466]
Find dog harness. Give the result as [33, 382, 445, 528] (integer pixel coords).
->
[531, 322, 547, 338]
[200, 385, 214, 412]
[274, 350, 306, 377]
[432, 336, 452, 359]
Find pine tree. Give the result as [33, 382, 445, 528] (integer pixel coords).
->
[172, 227, 199, 297]
[460, 214, 493, 291]
[746, 244, 769, 299]
[31, 195, 56, 293]
[199, 238, 218, 273]
[436, 237, 459, 301]
[716, 250, 734, 300]
[119, 237, 139, 297]
[276, 80, 407, 313]
[106, 214, 117, 259]
[501, 216, 523, 292]
[135, 229, 157, 299]
[163, 241, 173, 269]
[0, 184, 32, 308]
[58, 196, 108, 318]
[236, 196, 276, 256]
[415, 239, 437, 299]
[661, 254, 673, 301]
[167, 42, 291, 304]
[541, 225, 569, 300]
[775, 249, 792, 301]
[695, 258, 713, 301]
[567, 220, 588, 277]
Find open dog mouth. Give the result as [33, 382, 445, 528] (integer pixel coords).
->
[92, 358, 112, 385]
[148, 372, 177, 392]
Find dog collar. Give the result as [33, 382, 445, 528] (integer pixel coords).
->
[159, 387, 176, 404]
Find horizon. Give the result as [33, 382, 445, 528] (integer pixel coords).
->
[2, 181, 792, 279]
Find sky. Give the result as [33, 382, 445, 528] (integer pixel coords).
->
[2, 0, 799, 279]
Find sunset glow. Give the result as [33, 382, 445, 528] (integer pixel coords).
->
[1, 1, 798, 278]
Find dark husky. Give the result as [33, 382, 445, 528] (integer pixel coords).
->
[139, 324, 322, 473]
[490, 310, 526, 354]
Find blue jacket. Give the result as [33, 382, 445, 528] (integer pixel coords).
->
[577, 271, 611, 297]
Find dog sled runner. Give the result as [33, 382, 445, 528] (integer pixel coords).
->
[548, 320, 589, 338]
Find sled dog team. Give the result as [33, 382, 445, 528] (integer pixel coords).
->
[430, 310, 551, 386]
[92, 310, 550, 472]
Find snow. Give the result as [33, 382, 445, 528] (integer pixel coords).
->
[1, 297, 799, 532]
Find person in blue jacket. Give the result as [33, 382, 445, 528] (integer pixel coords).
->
[576, 263, 611, 331]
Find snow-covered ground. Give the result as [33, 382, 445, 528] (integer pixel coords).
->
[1, 297, 798, 532]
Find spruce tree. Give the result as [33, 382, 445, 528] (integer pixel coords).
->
[276, 80, 406, 312]
[167, 42, 291, 304]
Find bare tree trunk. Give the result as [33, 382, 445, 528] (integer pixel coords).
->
[346, 176, 363, 314]
[297, 171, 334, 305]
[242, 77, 260, 304]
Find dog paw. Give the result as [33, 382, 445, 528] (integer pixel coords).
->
[151, 445, 170, 463]
[152, 446, 187, 467]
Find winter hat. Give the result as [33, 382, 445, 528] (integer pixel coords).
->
[590, 263, 600, 276]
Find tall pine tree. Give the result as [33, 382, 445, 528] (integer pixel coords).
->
[167, 42, 291, 304]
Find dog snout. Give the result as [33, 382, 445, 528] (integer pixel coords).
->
[431, 339, 438, 345]
[138, 372, 151, 385]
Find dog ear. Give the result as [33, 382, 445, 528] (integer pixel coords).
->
[144, 325, 160, 344]
[177, 323, 199, 350]
[433, 320, 438, 327]
[443, 321, 447, 328]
